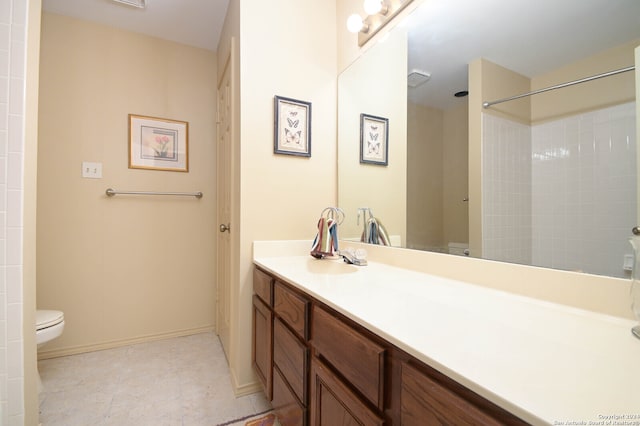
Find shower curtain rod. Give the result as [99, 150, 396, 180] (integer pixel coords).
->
[482, 65, 635, 109]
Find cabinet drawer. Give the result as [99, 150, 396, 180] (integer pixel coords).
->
[274, 317, 308, 404]
[253, 268, 273, 306]
[401, 362, 523, 426]
[312, 306, 385, 410]
[309, 357, 383, 426]
[274, 281, 309, 340]
[252, 295, 273, 400]
[273, 366, 307, 426]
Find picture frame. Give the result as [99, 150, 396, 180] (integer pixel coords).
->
[274, 95, 311, 157]
[129, 114, 189, 172]
[360, 113, 389, 166]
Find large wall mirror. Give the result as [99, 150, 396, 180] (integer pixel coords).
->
[338, 0, 640, 279]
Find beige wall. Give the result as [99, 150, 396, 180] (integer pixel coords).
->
[406, 100, 468, 251]
[478, 59, 532, 124]
[226, 0, 338, 393]
[336, 0, 363, 73]
[442, 101, 469, 246]
[407, 103, 443, 250]
[531, 40, 638, 123]
[338, 30, 407, 243]
[37, 13, 217, 356]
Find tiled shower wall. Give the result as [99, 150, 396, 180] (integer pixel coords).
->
[482, 102, 637, 278]
[531, 102, 636, 278]
[481, 114, 532, 265]
[1, 0, 28, 424]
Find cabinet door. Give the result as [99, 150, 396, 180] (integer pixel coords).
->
[309, 358, 383, 426]
[402, 362, 517, 426]
[273, 317, 308, 404]
[274, 281, 309, 340]
[252, 295, 273, 400]
[253, 268, 273, 306]
[273, 366, 306, 426]
[312, 306, 385, 410]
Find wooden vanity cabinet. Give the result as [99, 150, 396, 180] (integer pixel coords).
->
[273, 317, 308, 404]
[252, 269, 274, 399]
[400, 361, 526, 426]
[274, 281, 309, 340]
[253, 266, 529, 426]
[309, 357, 384, 426]
[310, 305, 386, 426]
[273, 365, 306, 426]
[272, 280, 311, 426]
[312, 305, 385, 409]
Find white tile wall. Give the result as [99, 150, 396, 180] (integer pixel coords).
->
[531, 102, 637, 278]
[481, 102, 637, 279]
[482, 113, 532, 265]
[0, 0, 27, 425]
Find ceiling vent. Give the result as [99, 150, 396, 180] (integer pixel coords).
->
[111, 0, 146, 9]
[407, 70, 431, 88]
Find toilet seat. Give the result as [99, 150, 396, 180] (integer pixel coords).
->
[36, 310, 64, 331]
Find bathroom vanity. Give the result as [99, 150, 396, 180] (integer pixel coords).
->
[252, 241, 640, 425]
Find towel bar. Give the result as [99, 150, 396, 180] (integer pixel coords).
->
[105, 188, 203, 199]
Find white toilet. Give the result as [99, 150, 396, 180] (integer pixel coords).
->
[36, 309, 65, 392]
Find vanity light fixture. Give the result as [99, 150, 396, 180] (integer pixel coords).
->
[363, 0, 388, 16]
[111, 0, 146, 9]
[347, 0, 415, 46]
[347, 14, 369, 33]
[347, 0, 387, 33]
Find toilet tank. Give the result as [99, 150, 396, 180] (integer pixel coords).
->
[448, 242, 469, 256]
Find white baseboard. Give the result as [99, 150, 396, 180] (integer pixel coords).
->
[37, 326, 215, 360]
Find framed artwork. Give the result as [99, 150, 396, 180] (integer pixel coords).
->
[274, 95, 311, 157]
[360, 113, 389, 166]
[129, 114, 189, 172]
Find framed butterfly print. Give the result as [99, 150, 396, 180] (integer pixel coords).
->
[360, 113, 389, 166]
[274, 95, 312, 157]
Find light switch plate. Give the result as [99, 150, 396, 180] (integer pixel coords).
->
[82, 162, 102, 179]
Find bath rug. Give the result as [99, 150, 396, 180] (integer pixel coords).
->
[217, 410, 278, 426]
[246, 413, 278, 426]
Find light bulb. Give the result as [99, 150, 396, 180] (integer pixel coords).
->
[363, 0, 383, 15]
[347, 14, 365, 33]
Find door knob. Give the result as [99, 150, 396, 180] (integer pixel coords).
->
[219, 223, 231, 233]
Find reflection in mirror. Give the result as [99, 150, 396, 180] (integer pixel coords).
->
[338, 29, 408, 245]
[337, 0, 640, 278]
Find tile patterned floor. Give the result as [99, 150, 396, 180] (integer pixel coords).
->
[38, 332, 272, 426]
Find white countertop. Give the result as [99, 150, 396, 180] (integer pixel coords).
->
[253, 245, 640, 426]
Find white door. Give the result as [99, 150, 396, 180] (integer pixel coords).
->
[216, 44, 233, 358]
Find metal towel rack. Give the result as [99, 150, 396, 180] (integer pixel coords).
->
[105, 188, 203, 199]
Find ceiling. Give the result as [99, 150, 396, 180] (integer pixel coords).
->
[403, 0, 640, 109]
[42, 0, 230, 52]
